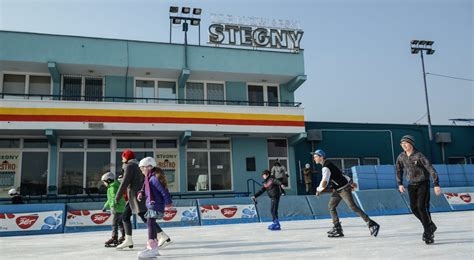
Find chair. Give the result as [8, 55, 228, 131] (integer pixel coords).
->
[195, 174, 208, 191]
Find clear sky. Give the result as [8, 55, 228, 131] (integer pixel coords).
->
[1, 0, 472, 125]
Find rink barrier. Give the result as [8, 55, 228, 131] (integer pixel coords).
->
[197, 197, 259, 225]
[136, 199, 200, 228]
[305, 193, 361, 219]
[255, 195, 314, 222]
[354, 189, 411, 216]
[0, 203, 65, 237]
[440, 187, 474, 211]
[1, 188, 473, 236]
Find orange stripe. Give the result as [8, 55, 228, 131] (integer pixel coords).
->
[0, 115, 305, 127]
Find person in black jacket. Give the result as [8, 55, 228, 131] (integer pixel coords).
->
[252, 170, 284, 230]
[313, 149, 380, 238]
[396, 135, 441, 244]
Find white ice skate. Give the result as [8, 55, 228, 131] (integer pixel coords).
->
[138, 240, 160, 258]
[157, 232, 172, 248]
[116, 235, 133, 249]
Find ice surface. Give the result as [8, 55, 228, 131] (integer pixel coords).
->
[1, 211, 473, 259]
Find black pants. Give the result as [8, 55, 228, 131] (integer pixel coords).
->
[122, 203, 163, 236]
[111, 212, 125, 238]
[271, 196, 280, 221]
[408, 181, 433, 232]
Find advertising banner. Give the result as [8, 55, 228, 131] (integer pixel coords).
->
[0, 211, 63, 232]
[444, 192, 473, 205]
[137, 207, 198, 223]
[199, 204, 257, 220]
[66, 210, 113, 227]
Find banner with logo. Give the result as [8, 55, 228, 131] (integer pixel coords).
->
[155, 151, 179, 192]
[0, 211, 63, 232]
[0, 151, 20, 197]
[444, 192, 473, 205]
[199, 204, 257, 220]
[66, 210, 113, 227]
[137, 207, 199, 223]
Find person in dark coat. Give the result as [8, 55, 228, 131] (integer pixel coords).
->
[252, 170, 284, 230]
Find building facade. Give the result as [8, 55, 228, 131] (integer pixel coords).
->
[0, 31, 307, 197]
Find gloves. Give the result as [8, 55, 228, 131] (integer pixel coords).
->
[315, 191, 321, 197]
[102, 207, 107, 212]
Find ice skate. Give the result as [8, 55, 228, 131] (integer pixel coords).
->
[423, 231, 434, 245]
[268, 219, 281, 231]
[116, 235, 133, 249]
[104, 237, 118, 247]
[138, 240, 160, 258]
[327, 222, 344, 237]
[368, 220, 380, 237]
[157, 231, 172, 248]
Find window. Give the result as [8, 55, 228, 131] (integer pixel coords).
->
[448, 157, 466, 165]
[21, 152, 48, 196]
[62, 75, 103, 101]
[187, 139, 232, 191]
[470, 157, 474, 164]
[135, 79, 177, 103]
[117, 139, 153, 149]
[267, 139, 289, 187]
[0, 139, 20, 148]
[58, 139, 111, 195]
[156, 139, 177, 149]
[327, 158, 361, 173]
[185, 82, 225, 105]
[248, 84, 280, 106]
[2, 74, 51, 99]
[23, 139, 48, 149]
[363, 157, 380, 166]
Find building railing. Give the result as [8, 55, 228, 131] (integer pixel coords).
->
[0, 93, 302, 107]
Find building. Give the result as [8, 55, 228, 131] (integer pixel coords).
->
[0, 30, 307, 197]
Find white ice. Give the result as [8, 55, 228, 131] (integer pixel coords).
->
[1, 211, 473, 260]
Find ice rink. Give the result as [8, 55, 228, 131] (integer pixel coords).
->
[1, 211, 473, 260]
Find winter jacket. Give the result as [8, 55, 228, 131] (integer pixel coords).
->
[103, 180, 125, 213]
[115, 159, 146, 214]
[396, 149, 439, 186]
[254, 176, 282, 199]
[142, 171, 172, 213]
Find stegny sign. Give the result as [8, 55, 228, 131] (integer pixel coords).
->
[208, 13, 304, 51]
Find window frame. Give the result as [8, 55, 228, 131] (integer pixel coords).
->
[134, 77, 178, 103]
[246, 82, 280, 107]
[1, 72, 53, 98]
[61, 75, 105, 101]
[184, 80, 226, 105]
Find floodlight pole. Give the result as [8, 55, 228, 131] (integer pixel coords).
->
[419, 50, 433, 142]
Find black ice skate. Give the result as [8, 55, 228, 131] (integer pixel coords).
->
[327, 222, 344, 238]
[118, 235, 125, 244]
[422, 231, 434, 245]
[368, 220, 380, 237]
[104, 237, 118, 247]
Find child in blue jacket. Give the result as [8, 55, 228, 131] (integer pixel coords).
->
[137, 157, 173, 258]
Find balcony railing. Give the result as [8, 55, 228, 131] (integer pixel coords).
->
[0, 93, 302, 107]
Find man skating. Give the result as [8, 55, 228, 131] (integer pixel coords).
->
[313, 149, 380, 238]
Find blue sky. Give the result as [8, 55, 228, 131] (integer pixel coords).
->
[1, 0, 472, 125]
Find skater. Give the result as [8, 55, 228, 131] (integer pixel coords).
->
[313, 149, 380, 238]
[8, 188, 24, 204]
[137, 157, 173, 258]
[271, 159, 288, 195]
[396, 135, 441, 244]
[303, 163, 313, 194]
[101, 172, 126, 247]
[251, 170, 284, 231]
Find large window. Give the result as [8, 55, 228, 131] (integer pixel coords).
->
[20, 139, 49, 196]
[248, 84, 279, 106]
[62, 75, 103, 101]
[327, 158, 361, 174]
[185, 82, 225, 105]
[135, 79, 177, 103]
[187, 139, 232, 191]
[115, 139, 153, 174]
[2, 74, 51, 99]
[58, 139, 111, 195]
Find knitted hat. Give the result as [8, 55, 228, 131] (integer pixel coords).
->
[400, 135, 415, 146]
[121, 149, 135, 161]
